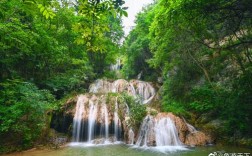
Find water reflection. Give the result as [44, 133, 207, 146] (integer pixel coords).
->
[3, 144, 252, 156]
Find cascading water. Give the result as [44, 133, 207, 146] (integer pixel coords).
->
[87, 100, 98, 142]
[135, 82, 156, 104]
[72, 79, 183, 146]
[155, 118, 182, 146]
[125, 103, 130, 115]
[136, 116, 155, 147]
[128, 128, 135, 145]
[114, 97, 121, 141]
[186, 123, 198, 133]
[70, 78, 205, 153]
[101, 103, 109, 140]
[128, 83, 136, 96]
[72, 95, 86, 142]
[71, 94, 124, 144]
[110, 59, 121, 71]
[135, 115, 184, 147]
[89, 79, 156, 104]
[137, 71, 143, 80]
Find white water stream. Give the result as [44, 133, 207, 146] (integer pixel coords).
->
[72, 79, 189, 153]
[89, 79, 156, 104]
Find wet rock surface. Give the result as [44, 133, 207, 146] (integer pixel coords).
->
[134, 112, 211, 146]
[50, 79, 211, 147]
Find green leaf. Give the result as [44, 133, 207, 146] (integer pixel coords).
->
[37, 4, 43, 9]
[43, 9, 47, 16]
[45, 13, 49, 19]
[122, 10, 128, 17]
[40, 6, 45, 13]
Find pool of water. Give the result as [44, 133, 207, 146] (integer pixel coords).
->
[4, 143, 252, 156]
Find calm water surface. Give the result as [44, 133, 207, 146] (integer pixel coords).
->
[4, 143, 252, 156]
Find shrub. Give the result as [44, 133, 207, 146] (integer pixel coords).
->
[120, 93, 147, 129]
[0, 79, 55, 151]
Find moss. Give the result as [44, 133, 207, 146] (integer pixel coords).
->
[149, 109, 158, 116]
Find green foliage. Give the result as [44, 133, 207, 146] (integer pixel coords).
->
[122, 4, 158, 80]
[106, 93, 120, 106]
[187, 79, 252, 138]
[129, 104, 146, 129]
[0, 0, 125, 152]
[44, 68, 92, 98]
[124, 0, 252, 142]
[221, 70, 252, 137]
[189, 85, 221, 112]
[120, 93, 146, 129]
[161, 80, 187, 116]
[73, 1, 125, 75]
[102, 71, 118, 79]
[37, 4, 55, 19]
[74, 0, 126, 51]
[162, 101, 187, 116]
[0, 79, 55, 149]
[1, 0, 100, 94]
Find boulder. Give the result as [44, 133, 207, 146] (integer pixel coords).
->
[185, 131, 211, 146]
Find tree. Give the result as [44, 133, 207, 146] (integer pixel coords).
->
[122, 4, 158, 80]
[0, 79, 54, 151]
[73, 0, 126, 75]
[124, 0, 252, 142]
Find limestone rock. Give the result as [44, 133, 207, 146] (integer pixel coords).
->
[155, 113, 188, 143]
[134, 112, 212, 146]
[51, 79, 211, 146]
[185, 131, 211, 146]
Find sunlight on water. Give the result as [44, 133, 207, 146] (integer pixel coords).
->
[68, 141, 124, 147]
[131, 145, 189, 153]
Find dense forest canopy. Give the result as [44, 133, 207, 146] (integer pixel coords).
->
[0, 0, 126, 152]
[122, 0, 252, 145]
[0, 0, 251, 153]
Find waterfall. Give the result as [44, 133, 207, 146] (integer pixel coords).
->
[128, 83, 136, 97]
[69, 79, 206, 153]
[110, 59, 121, 71]
[125, 103, 130, 115]
[69, 78, 207, 153]
[137, 71, 142, 80]
[71, 79, 197, 149]
[89, 79, 103, 93]
[135, 115, 183, 147]
[103, 104, 109, 140]
[135, 116, 155, 146]
[87, 100, 98, 142]
[89, 79, 156, 104]
[114, 97, 121, 141]
[182, 117, 198, 133]
[155, 118, 182, 146]
[129, 128, 135, 144]
[71, 94, 124, 144]
[72, 95, 86, 142]
[100, 103, 109, 141]
[186, 123, 198, 133]
[112, 79, 128, 93]
[72, 79, 185, 148]
[135, 81, 156, 104]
